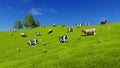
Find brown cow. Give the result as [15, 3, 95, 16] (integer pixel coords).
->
[20, 33, 26, 37]
[48, 28, 53, 34]
[82, 28, 96, 35]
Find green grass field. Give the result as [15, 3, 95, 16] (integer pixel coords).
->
[0, 22, 120, 68]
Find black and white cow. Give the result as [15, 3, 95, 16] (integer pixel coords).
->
[59, 35, 68, 43]
[10, 29, 17, 32]
[35, 32, 41, 36]
[28, 39, 38, 46]
[76, 24, 81, 27]
[68, 27, 74, 32]
[84, 22, 89, 26]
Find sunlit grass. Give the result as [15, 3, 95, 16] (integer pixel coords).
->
[0, 22, 120, 68]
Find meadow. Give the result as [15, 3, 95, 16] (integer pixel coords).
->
[0, 22, 120, 68]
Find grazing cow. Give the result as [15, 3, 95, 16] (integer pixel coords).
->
[62, 24, 65, 27]
[52, 24, 56, 27]
[20, 33, 26, 37]
[82, 28, 96, 35]
[43, 24, 46, 27]
[48, 28, 53, 34]
[68, 27, 74, 32]
[76, 24, 81, 27]
[59, 35, 68, 43]
[10, 29, 17, 32]
[84, 22, 89, 26]
[35, 32, 41, 36]
[101, 20, 107, 25]
[28, 39, 38, 46]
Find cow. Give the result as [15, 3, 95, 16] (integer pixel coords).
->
[82, 28, 96, 36]
[68, 27, 74, 32]
[76, 24, 81, 27]
[62, 24, 65, 27]
[10, 29, 17, 32]
[59, 35, 68, 43]
[35, 32, 41, 36]
[42, 24, 46, 27]
[20, 33, 26, 37]
[28, 39, 38, 46]
[84, 22, 89, 26]
[100, 20, 107, 25]
[48, 28, 53, 34]
[52, 24, 56, 27]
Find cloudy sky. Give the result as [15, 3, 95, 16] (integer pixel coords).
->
[0, 0, 120, 31]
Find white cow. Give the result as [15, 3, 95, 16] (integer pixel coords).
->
[68, 27, 74, 32]
[10, 29, 17, 32]
[59, 35, 68, 43]
[28, 39, 38, 46]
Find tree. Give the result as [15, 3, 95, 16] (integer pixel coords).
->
[34, 20, 40, 27]
[14, 20, 23, 29]
[23, 20, 29, 28]
[23, 14, 35, 28]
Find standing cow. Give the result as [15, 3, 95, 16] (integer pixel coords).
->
[59, 35, 68, 43]
[84, 22, 89, 26]
[82, 28, 96, 36]
[52, 24, 56, 27]
[10, 29, 17, 32]
[76, 24, 81, 27]
[62, 24, 65, 27]
[100, 20, 107, 25]
[20, 33, 26, 37]
[28, 39, 38, 46]
[68, 27, 74, 32]
[35, 32, 41, 36]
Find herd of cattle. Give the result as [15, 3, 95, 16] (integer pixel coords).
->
[10, 20, 107, 46]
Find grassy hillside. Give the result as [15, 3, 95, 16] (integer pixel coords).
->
[0, 22, 120, 68]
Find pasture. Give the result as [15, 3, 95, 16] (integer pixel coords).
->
[0, 22, 120, 68]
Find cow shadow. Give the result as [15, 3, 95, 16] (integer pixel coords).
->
[21, 35, 28, 37]
[81, 35, 86, 37]
[60, 41, 68, 43]
[81, 34, 95, 37]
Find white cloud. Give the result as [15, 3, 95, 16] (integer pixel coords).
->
[8, 6, 13, 9]
[113, 12, 120, 16]
[24, 0, 31, 2]
[49, 8, 56, 13]
[29, 7, 56, 16]
[30, 8, 43, 15]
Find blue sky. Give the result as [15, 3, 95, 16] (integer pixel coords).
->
[0, 0, 120, 31]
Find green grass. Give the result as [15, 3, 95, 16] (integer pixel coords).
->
[0, 22, 120, 68]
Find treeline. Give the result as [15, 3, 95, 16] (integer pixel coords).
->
[14, 14, 40, 29]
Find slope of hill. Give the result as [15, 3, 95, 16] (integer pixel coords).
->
[0, 23, 120, 68]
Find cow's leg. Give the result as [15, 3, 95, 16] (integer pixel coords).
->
[65, 40, 67, 43]
[34, 40, 37, 45]
[28, 42, 31, 46]
[85, 34, 87, 36]
[60, 41, 61, 43]
[60, 40, 63, 43]
[94, 32, 96, 35]
[66, 40, 68, 43]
